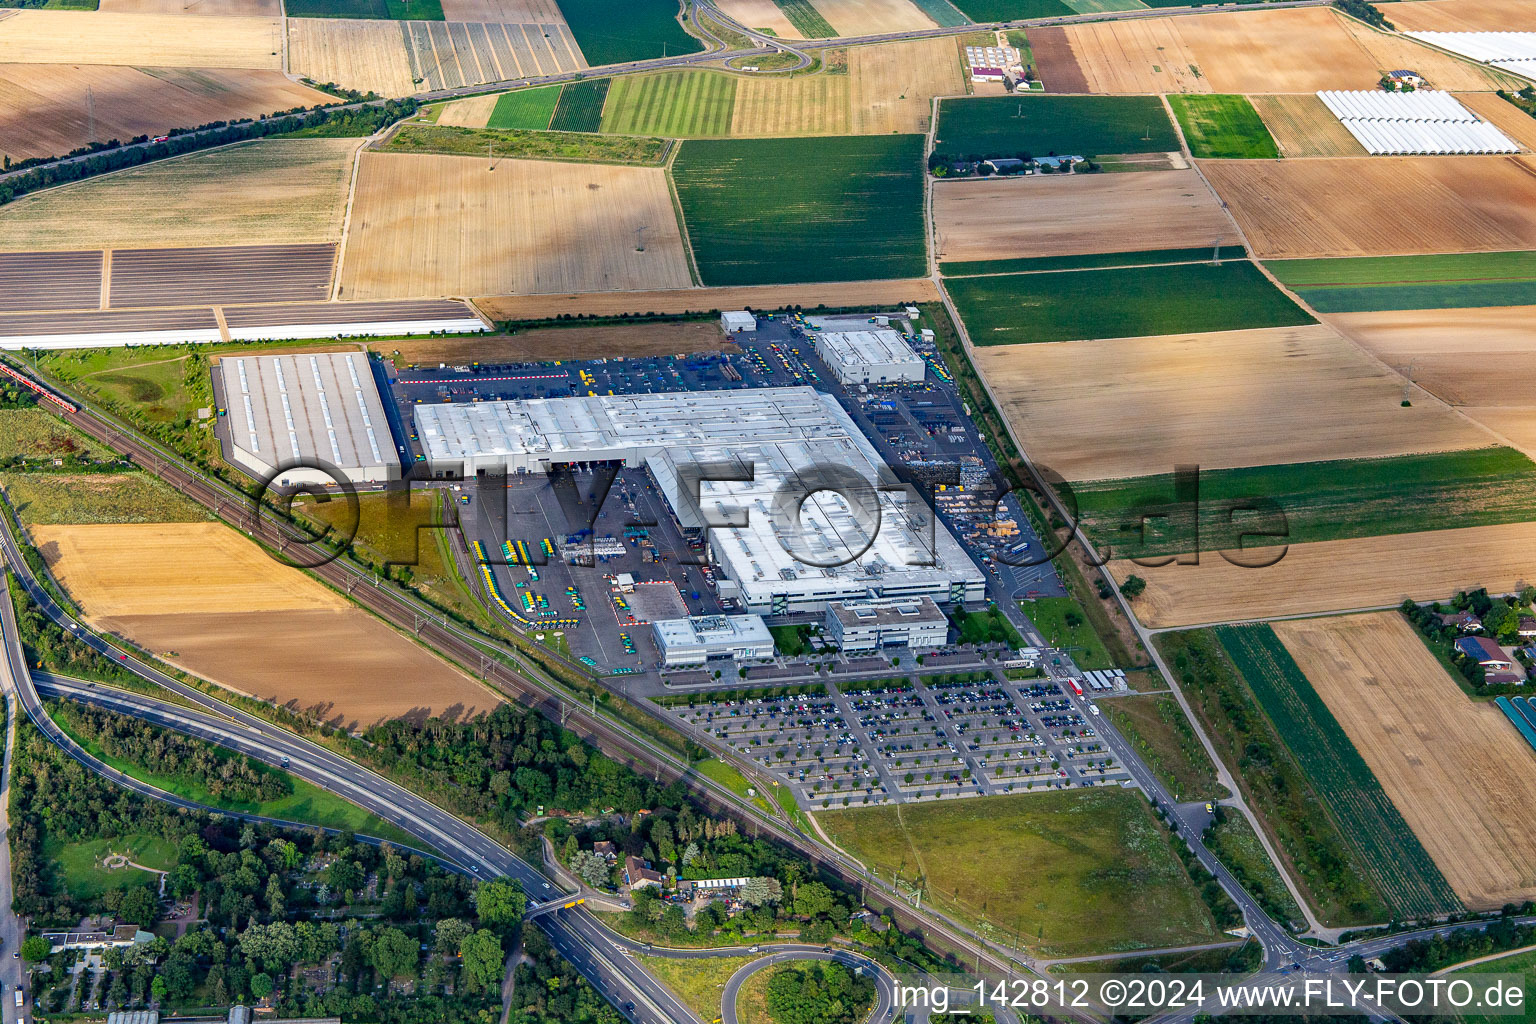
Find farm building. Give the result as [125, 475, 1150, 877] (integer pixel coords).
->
[1455, 635, 1527, 684]
[1385, 69, 1427, 89]
[720, 310, 757, 333]
[970, 66, 1007, 83]
[652, 613, 775, 668]
[413, 387, 985, 614]
[823, 596, 948, 653]
[813, 328, 925, 385]
[1318, 89, 1518, 154]
[216, 351, 402, 487]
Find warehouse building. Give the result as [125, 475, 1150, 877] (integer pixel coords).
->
[824, 596, 949, 653]
[653, 614, 776, 668]
[813, 328, 926, 386]
[721, 310, 757, 334]
[414, 388, 985, 613]
[218, 352, 401, 487]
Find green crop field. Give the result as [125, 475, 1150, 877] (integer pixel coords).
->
[487, 86, 562, 130]
[946, 261, 1312, 345]
[550, 78, 611, 133]
[555, 0, 703, 65]
[907, 0, 971, 26]
[671, 134, 927, 285]
[385, 124, 667, 164]
[1265, 251, 1536, 313]
[772, 0, 836, 37]
[1168, 95, 1278, 159]
[945, 0, 1071, 21]
[818, 789, 1224, 958]
[602, 71, 737, 137]
[2, 472, 211, 526]
[1215, 624, 1460, 918]
[934, 95, 1177, 157]
[285, 0, 442, 18]
[1455, 948, 1536, 1024]
[1071, 446, 1536, 557]
[1064, 0, 1147, 12]
[1101, 694, 1224, 803]
[941, 246, 1246, 277]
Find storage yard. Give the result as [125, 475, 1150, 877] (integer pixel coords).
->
[0, 65, 327, 165]
[0, 140, 358, 252]
[971, 324, 1488, 482]
[0, 10, 284, 68]
[337, 152, 693, 299]
[1272, 613, 1536, 909]
[933, 170, 1239, 264]
[1202, 157, 1536, 259]
[1113, 521, 1536, 628]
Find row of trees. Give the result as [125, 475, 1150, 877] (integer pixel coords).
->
[764, 963, 876, 1024]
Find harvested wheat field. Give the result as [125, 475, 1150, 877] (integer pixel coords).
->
[381, 320, 730, 363]
[716, 0, 800, 37]
[1114, 521, 1536, 627]
[0, 139, 357, 251]
[1273, 612, 1536, 908]
[1390, 0, 1534, 32]
[1249, 95, 1366, 158]
[809, 0, 933, 36]
[1203, 157, 1536, 259]
[288, 19, 415, 98]
[437, 93, 498, 128]
[974, 325, 1486, 481]
[439, 0, 564, 20]
[933, 170, 1236, 264]
[476, 278, 940, 318]
[98, 0, 280, 15]
[339, 152, 691, 299]
[849, 37, 964, 134]
[1459, 92, 1536, 151]
[1331, 306, 1536, 453]
[0, 10, 282, 68]
[33, 522, 498, 725]
[0, 65, 327, 164]
[1052, 19, 1209, 94]
[731, 73, 851, 136]
[1337, 16, 1519, 92]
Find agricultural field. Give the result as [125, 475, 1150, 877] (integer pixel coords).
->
[486, 84, 562, 129]
[1100, 694, 1224, 803]
[286, 18, 415, 97]
[767, 0, 834, 37]
[0, 139, 357, 251]
[818, 789, 1225, 958]
[0, 66, 329, 165]
[1389, 0, 1532, 31]
[385, 124, 667, 163]
[1118, 521, 1536, 628]
[1331, 305, 1536, 452]
[2, 472, 211, 526]
[553, 0, 700, 65]
[1074, 446, 1536, 558]
[848, 36, 965, 135]
[934, 95, 1178, 158]
[1455, 949, 1536, 1024]
[33, 521, 500, 725]
[1215, 623, 1460, 918]
[971, 324, 1487, 482]
[1203, 157, 1536, 259]
[671, 134, 926, 286]
[1267, 251, 1536, 313]
[715, 0, 801, 37]
[436, 93, 499, 128]
[803, 0, 935, 36]
[943, 246, 1246, 276]
[99, 0, 280, 13]
[0, 10, 284, 67]
[384, 320, 730, 363]
[946, 261, 1311, 346]
[550, 77, 609, 132]
[475, 278, 940, 318]
[1274, 613, 1536, 909]
[1167, 94, 1277, 159]
[338, 152, 692, 298]
[1247, 94, 1366, 158]
[601, 70, 737, 137]
[285, 0, 444, 17]
[438, 0, 565, 20]
[731, 71, 851, 136]
[0, 409, 111, 462]
[932, 170, 1239, 264]
[944, 0, 1070, 21]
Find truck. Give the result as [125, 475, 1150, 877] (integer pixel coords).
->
[1067, 678, 1084, 696]
[15, 988, 23, 1008]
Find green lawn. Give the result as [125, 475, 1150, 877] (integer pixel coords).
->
[1022, 597, 1113, 669]
[1264, 251, 1536, 312]
[385, 124, 667, 165]
[554, 0, 703, 65]
[934, 95, 1178, 158]
[817, 789, 1224, 958]
[944, 0, 1072, 21]
[285, 0, 443, 18]
[1072, 446, 1536, 556]
[1168, 94, 1279, 159]
[946, 261, 1312, 345]
[695, 757, 774, 815]
[941, 246, 1246, 277]
[672, 135, 927, 286]
[1100, 694, 1224, 802]
[3, 471, 211, 526]
[637, 954, 758, 1021]
[45, 834, 179, 900]
[487, 86, 563, 130]
[550, 78, 611, 132]
[1455, 948, 1536, 1024]
[602, 71, 737, 137]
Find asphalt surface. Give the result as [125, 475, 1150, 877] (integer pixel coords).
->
[0, 690, 23, 1023]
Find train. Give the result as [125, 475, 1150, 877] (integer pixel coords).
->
[0, 362, 78, 414]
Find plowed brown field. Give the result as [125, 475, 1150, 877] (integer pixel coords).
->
[99, 0, 280, 15]
[1390, 0, 1533, 32]
[1273, 613, 1536, 909]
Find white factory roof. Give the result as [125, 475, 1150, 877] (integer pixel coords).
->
[1317, 89, 1518, 155]
[654, 614, 773, 649]
[1406, 32, 1536, 77]
[221, 351, 392, 472]
[815, 328, 924, 372]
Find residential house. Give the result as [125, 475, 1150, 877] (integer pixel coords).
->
[592, 840, 617, 861]
[1439, 610, 1482, 632]
[624, 855, 664, 890]
[1517, 617, 1536, 639]
[1455, 635, 1525, 684]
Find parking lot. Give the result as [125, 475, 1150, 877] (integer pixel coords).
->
[661, 667, 1129, 809]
